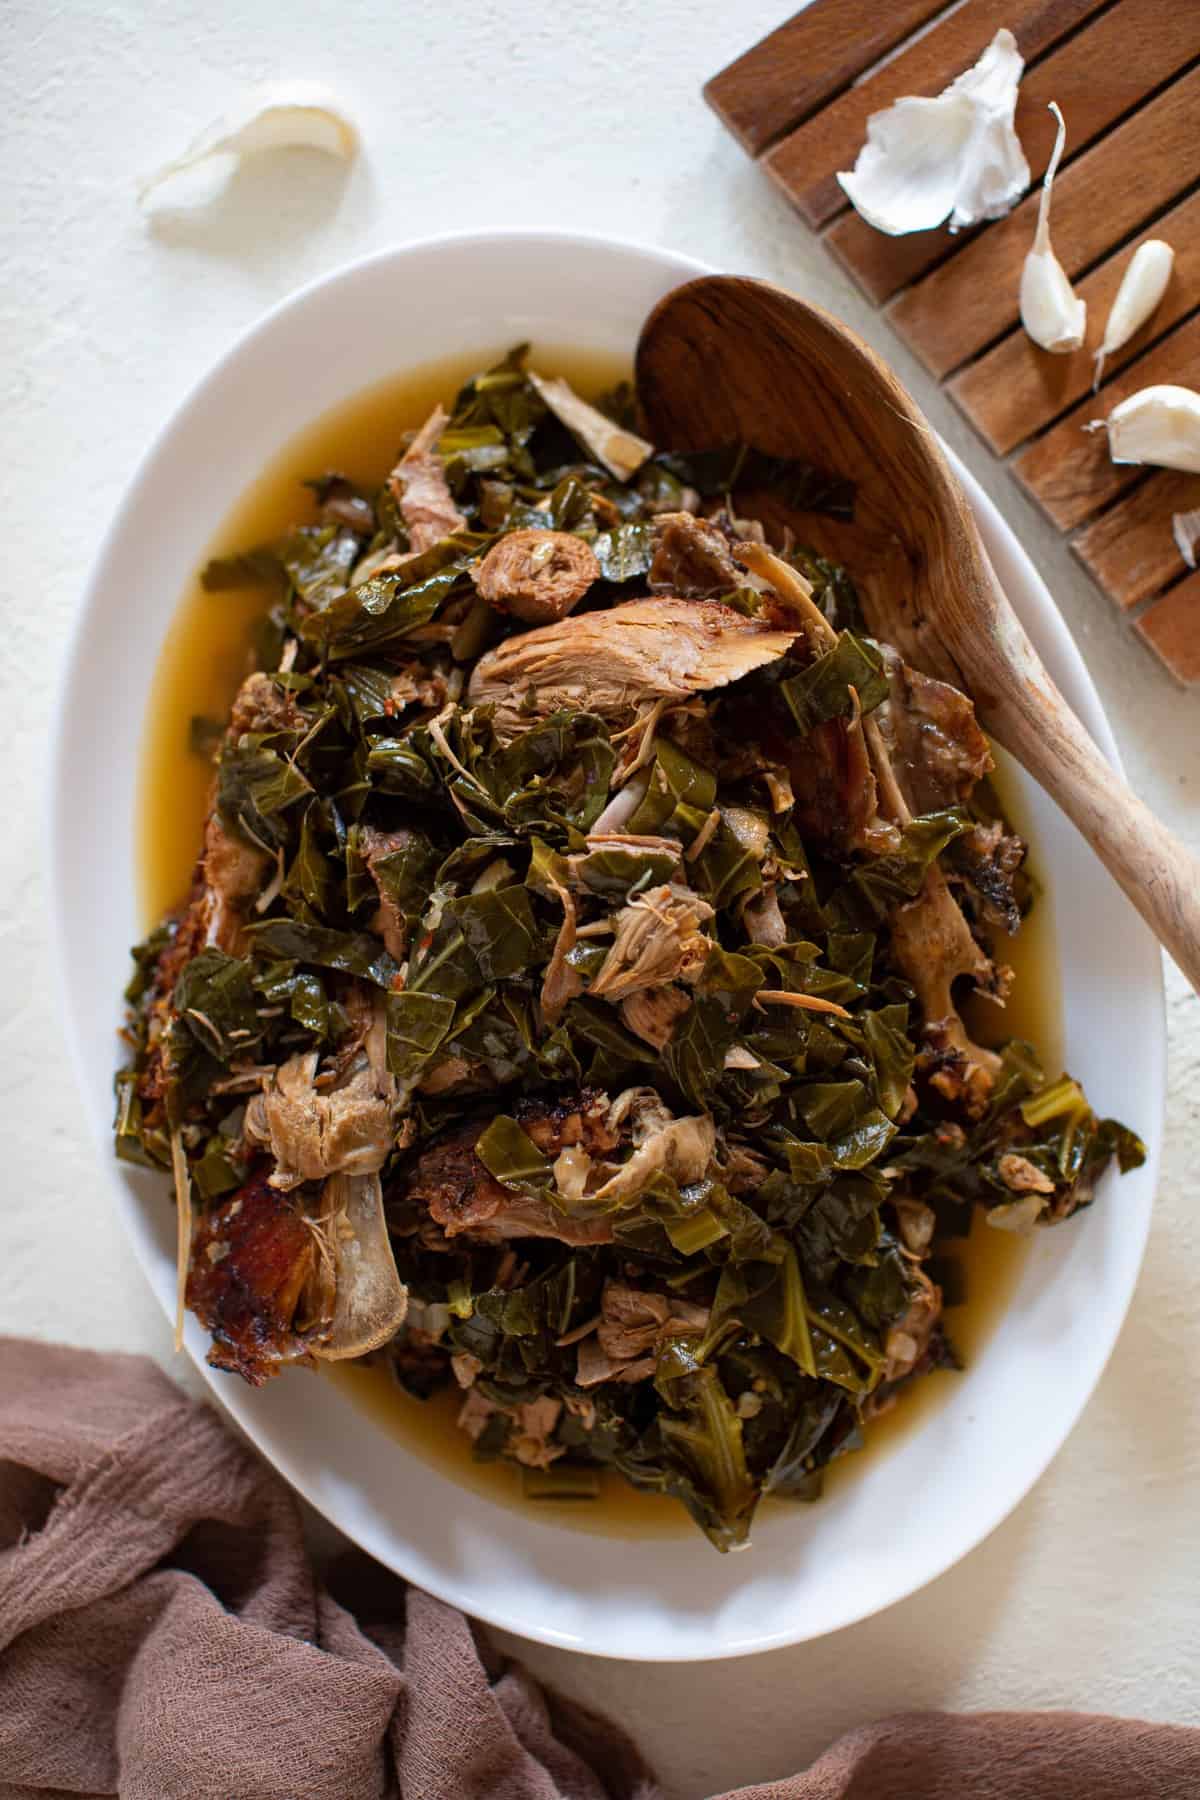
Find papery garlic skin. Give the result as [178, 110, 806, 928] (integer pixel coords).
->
[139, 83, 358, 203]
[1019, 103, 1086, 353]
[1093, 240, 1175, 388]
[1105, 386, 1200, 474]
[837, 29, 1030, 237]
[1172, 509, 1200, 570]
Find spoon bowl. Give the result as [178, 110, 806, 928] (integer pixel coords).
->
[636, 275, 1200, 988]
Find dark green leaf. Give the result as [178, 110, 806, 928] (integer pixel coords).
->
[478, 711, 617, 835]
[245, 919, 399, 987]
[173, 949, 263, 1062]
[475, 1115, 553, 1190]
[200, 548, 283, 591]
[276, 525, 359, 608]
[366, 829, 442, 924]
[300, 567, 464, 661]
[571, 843, 681, 900]
[664, 947, 761, 1109]
[336, 662, 399, 724]
[113, 1069, 168, 1169]
[844, 1239, 912, 1332]
[863, 1003, 914, 1120]
[779, 633, 887, 737]
[708, 1238, 817, 1378]
[447, 886, 543, 982]
[628, 739, 716, 836]
[365, 736, 442, 802]
[385, 991, 456, 1081]
[407, 914, 482, 1003]
[283, 803, 336, 918]
[658, 1363, 758, 1552]
[217, 745, 311, 851]
[843, 812, 976, 928]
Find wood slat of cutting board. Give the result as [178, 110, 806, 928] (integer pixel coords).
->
[1074, 470, 1200, 608]
[705, 0, 1200, 685]
[1139, 576, 1200, 682]
[950, 189, 1200, 456]
[825, 0, 1199, 306]
[702, 0, 948, 157]
[760, 0, 1105, 229]
[889, 66, 1200, 378]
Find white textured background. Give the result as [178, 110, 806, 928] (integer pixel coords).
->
[3, 3, 1199, 1793]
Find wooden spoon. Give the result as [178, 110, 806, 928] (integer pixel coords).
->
[636, 275, 1200, 990]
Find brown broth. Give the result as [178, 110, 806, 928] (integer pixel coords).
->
[138, 353, 1057, 1540]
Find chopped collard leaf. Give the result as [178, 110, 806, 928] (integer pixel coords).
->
[117, 345, 1145, 1545]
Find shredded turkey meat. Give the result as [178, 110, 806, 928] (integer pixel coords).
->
[456, 1388, 566, 1469]
[588, 883, 713, 1000]
[387, 405, 467, 554]
[472, 528, 599, 623]
[539, 880, 583, 1025]
[227, 670, 305, 741]
[882, 1263, 943, 1382]
[245, 999, 396, 1189]
[396, 1093, 620, 1247]
[395, 1086, 718, 1240]
[466, 597, 798, 737]
[574, 1281, 711, 1387]
[136, 738, 274, 1125]
[358, 824, 420, 961]
[587, 1091, 715, 1207]
[874, 645, 992, 813]
[619, 984, 691, 1049]
[648, 511, 747, 598]
[862, 677, 1004, 1115]
[997, 1152, 1055, 1196]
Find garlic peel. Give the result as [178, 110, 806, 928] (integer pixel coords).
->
[836, 29, 1029, 237]
[1093, 240, 1175, 389]
[1019, 102, 1086, 354]
[1172, 509, 1200, 569]
[138, 83, 358, 203]
[1104, 385, 1200, 474]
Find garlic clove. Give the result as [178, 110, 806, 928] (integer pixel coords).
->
[1019, 102, 1086, 354]
[837, 28, 1029, 238]
[138, 82, 358, 204]
[1172, 509, 1200, 570]
[1093, 239, 1175, 389]
[1104, 385, 1200, 474]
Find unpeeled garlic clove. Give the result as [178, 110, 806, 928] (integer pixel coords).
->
[1103, 385, 1200, 474]
[1093, 240, 1175, 389]
[138, 82, 358, 204]
[1019, 103, 1086, 354]
[836, 28, 1030, 237]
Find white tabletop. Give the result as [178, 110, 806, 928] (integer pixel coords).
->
[5, 4, 1199, 1791]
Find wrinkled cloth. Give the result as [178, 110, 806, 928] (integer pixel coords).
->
[0, 1337, 1197, 1800]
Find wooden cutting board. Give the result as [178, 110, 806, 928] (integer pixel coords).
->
[705, 0, 1200, 685]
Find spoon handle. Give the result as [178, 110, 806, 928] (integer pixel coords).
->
[995, 684, 1200, 992]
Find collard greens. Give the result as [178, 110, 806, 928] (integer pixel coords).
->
[117, 346, 1144, 1549]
